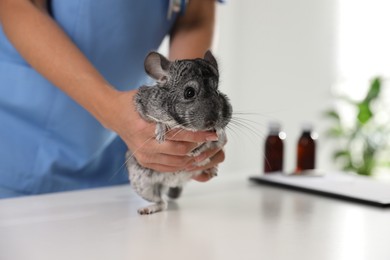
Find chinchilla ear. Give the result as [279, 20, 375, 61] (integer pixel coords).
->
[204, 50, 219, 76]
[144, 52, 171, 83]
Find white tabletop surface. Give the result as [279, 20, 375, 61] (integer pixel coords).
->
[1, 172, 390, 260]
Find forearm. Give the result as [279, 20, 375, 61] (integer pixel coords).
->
[0, 0, 118, 125]
[169, 0, 216, 60]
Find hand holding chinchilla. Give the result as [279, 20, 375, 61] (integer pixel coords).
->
[126, 50, 232, 215]
[112, 91, 223, 176]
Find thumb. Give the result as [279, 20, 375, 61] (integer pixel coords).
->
[192, 170, 216, 182]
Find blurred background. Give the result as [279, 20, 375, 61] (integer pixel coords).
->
[215, 0, 336, 174]
[161, 0, 390, 177]
[214, 0, 390, 176]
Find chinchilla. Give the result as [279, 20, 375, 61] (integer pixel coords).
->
[126, 50, 232, 215]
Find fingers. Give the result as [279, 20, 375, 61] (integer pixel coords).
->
[165, 128, 218, 143]
[138, 163, 184, 173]
[191, 149, 226, 182]
[125, 116, 225, 173]
[192, 172, 214, 182]
[151, 140, 200, 156]
[133, 145, 225, 175]
[130, 125, 220, 156]
[129, 134, 202, 173]
[186, 147, 224, 171]
[135, 152, 192, 170]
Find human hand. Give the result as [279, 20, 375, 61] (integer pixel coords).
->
[100, 89, 226, 179]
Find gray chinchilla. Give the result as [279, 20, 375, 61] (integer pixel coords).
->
[126, 50, 232, 215]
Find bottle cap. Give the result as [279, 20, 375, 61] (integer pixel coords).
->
[301, 122, 313, 132]
[268, 121, 281, 134]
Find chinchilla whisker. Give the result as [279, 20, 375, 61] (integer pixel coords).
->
[229, 118, 265, 140]
[232, 112, 286, 129]
[230, 121, 267, 146]
[159, 122, 193, 140]
[230, 122, 265, 139]
[225, 125, 241, 140]
[227, 122, 254, 141]
[225, 125, 262, 152]
[233, 111, 265, 116]
[109, 135, 156, 181]
[262, 152, 271, 171]
[128, 120, 195, 157]
[227, 122, 262, 144]
[167, 127, 186, 140]
[231, 116, 267, 128]
[233, 107, 291, 117]
[232, 111, 274, 121]
[231, 115, 267, 132]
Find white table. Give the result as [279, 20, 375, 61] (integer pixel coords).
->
[1, 172, 390, 260]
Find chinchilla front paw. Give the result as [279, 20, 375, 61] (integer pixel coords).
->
[204, 167, 218, 178]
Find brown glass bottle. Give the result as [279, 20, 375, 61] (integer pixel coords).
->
[264, 122, 284, 173]
[296, 125, 316, 173]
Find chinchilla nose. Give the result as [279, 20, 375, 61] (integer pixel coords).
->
[204, 120, 216, 129]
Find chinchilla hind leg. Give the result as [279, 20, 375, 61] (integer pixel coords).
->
[137, 183, 168, 215]
[167, 186, 183, 199]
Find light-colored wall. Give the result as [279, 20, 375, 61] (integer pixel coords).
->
[215, 0, 338, 174]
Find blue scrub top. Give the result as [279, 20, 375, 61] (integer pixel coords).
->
[0, 0, 178, 196]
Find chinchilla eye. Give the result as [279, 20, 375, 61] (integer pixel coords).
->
[184, 87, 196, 99]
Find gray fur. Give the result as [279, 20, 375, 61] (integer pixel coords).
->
[127, 51, 232, 215]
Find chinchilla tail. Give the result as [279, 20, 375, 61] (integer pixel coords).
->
[167, 186, 183, 199]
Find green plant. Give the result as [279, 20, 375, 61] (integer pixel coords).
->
[324, 77, 390, 176]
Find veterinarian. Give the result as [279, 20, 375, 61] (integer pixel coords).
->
[0, 0, 226, 198]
